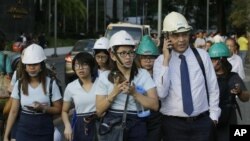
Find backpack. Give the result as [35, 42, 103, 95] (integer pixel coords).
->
[12, 57, 63, 96]
[0, 53, 11, 97]
[2, 61, 63, 117]
[17, 77, 58, 106]
[18, 75, 62, 108]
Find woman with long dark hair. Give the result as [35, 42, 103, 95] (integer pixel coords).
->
[96, 30, 159, 141]
[4, 44, 62, 141]
[209, 43, 250, 141]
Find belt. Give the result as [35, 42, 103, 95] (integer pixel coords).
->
[109, 109, 137, 115]
[77, 111, 96, 117]
[21, 109, 45, 115]
[165, 111, 209, 122]
[77, 112, 97, 123]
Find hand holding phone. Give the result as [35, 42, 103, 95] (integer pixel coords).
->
[162, 38, 171, 63]
[24, 105, 35, 111]
[230, 83, 242, 95]
[163, 33, 173, 49]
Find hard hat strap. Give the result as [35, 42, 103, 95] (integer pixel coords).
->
[113, 51, 124, 66]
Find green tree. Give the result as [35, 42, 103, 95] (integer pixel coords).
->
[229, 0, 250, 31]
[58, 0, 86, 33]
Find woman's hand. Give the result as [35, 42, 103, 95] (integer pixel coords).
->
[120, 80, 131, 94]
[64, 125, 73, 141]
[230, 83, 242, 96]
[113, 76, 130, 95]
[32, 101, 48, 112]
[128, 83, 136, 96]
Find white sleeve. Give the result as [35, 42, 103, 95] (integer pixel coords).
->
[239, 59, 246, 80]
[51, 80, 62, 102]
[63, 84, 73, 102]
[194, 39, 200, 48]
[153, 55, 170, 99]
[10, 71, 17, 86]
[95, 73, 109, 96]
[11, 80, 20, 100]
[140, 69, 156, 91]
[203, 53, 221, 121]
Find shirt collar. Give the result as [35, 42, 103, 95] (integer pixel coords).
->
[172, 46, 192, 58]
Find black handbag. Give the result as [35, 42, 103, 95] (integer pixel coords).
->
[99, 95, 129, 141]
[99, 70, 135, 141]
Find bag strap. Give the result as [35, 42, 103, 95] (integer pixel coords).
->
[121, 94, 129, 128]
[49, 78, 53, 106]
[17, 80, 21, 98]
[191, 47, 209, 103]
[17, 79, 22, 110]
[3, 53, 7, 74]
[121, 70, 134, 129]
[18, 78, 54, 106]
[228, 72, 243, 120]
[235, 100, 243, 120]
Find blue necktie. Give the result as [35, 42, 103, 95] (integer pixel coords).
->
[179, 55, 194, 115]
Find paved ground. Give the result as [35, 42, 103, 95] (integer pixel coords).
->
[236, 63, 250, 124]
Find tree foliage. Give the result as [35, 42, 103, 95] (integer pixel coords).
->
[58, 0, 86, 20]
[229, 0, 250, 31]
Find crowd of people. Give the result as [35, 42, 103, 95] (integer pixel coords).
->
[0, 11, 250, 141]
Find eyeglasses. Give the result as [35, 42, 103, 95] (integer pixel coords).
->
[140, 56, 156, 62]
[116, 50, 135, 58]
[74, 63, 89, 69]
[95, 55, 108, 60]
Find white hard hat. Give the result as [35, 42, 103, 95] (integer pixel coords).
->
[109, 30, 135, 51]
[93, 37, 109, 50]
[213, 35, 224, 43]
[162, 11, 192, 33]
[22, 44, 47, 64]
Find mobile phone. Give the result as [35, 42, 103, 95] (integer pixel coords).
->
[233, 83, 240, 89]
[24, 105, 35, 110]
[163, 33, 173, 52]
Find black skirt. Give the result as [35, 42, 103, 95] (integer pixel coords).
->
[16, 112, 54, 141]
[72, 113, 97, 141]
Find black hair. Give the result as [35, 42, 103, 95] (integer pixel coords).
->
[108, 46, 138, 83]
[219, 57, 232, 76]
[21, 61, 47, 95]
[94, 49, 111, 69]
[206, 40, 213, 44]
[94, 49, 109, 56]
[72, 52, 98, 82]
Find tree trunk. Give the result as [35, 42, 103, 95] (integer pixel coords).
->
[75, 16, 78, 33]
[63, 15, 66, 33]
[216, 0, 226, 34]
[112, 0, 118, 22]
